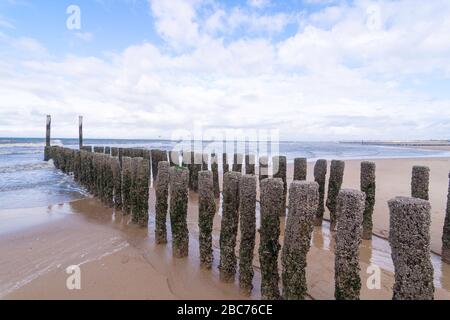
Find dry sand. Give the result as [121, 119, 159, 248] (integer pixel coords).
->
[1, 156, 449, 300]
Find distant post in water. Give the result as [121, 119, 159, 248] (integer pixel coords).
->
[232, 153, 243, 173]
[169, 167, 190, 258]
[259, 178, 283, 300]
[239, 175, 257, 295]
[198, 171, 216, 269]
[335, 189, 365, 300]
[219, 172, 241, 282]
[245, 154, 256, 175]
[294, 158, 307, 181]
[155, 161, 170, 244]
[222, 153, 229, 175]
[314, 159, 327, 226]
[273, 156, 287, 214]
[361, 161, 376, 240]
[326, 160, 345, 230]
[442, 172, 450, 263]
[411, 166, 430, 200]
[282, 181, 319, 300]
[389, 197, 434, 300]
[44, 115, 51, 161]
[78, 116, 83, 149]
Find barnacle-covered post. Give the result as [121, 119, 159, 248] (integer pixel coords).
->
[273, 156, 287, 214]
[132, 158, 150, 226]
[155, 161, 170, 244]
[238, 174, 257, 295]
[259, 178, 283, 300]
[314, 159, 327, 226]
[198, 171, 216, 269]
[443, 172, 450, 263]
[245, 154, 256, 175]
[360, 161, 376, 240]
[282, 181, 319, 300]
[211, 153, 221, 198]
[233, 153, 243, 173]
[335, 189, 365, 300]
[111, 156, 122, 209]
[169, 166, 190, 258]
[219, 171, 241, 282]
[411, 166, 430, 200]
[44, 115, 51, 161]
[389, 197, 434, 300]
[121, 157, 133, 215]
[294, 158, 307, 181]
[326, 160, 345, 230]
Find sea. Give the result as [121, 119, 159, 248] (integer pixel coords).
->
[1, 137, 450, 210]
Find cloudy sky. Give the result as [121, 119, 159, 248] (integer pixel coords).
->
[0, 0, 449, 140]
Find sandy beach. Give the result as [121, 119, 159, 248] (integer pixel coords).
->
[1, 156, 449, 300]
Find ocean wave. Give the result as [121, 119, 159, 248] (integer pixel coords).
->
[0, 139, 64, 148]
[0, 162, 53, 174]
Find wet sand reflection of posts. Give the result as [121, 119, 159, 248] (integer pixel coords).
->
[169, 166, 190, 258]
[219, 171, 241, 283]
[239, 174, 257, 295]
[389, 197, 434, 300]
[334, 189, 365, 300]
[259, 178, 283, 300]
[282, 181, 319, 300]
[198, 171, 216, 269]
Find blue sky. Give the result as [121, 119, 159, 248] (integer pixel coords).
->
[0, 0, 449, 140]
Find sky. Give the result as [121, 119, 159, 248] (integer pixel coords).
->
[0, 0, 449, 140]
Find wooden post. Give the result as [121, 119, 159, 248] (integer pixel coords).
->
[44, 115, 51, 161]
[198, 171, 216, 269]
[79, 116, 83, 149]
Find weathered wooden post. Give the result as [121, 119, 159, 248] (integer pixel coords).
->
[121, 157, 133, 215]
[361, 161, 376, 240]
[155, 161, 170, 244]
[239, 174, 257, 295]
[190, 153, 202, 192]
[245, 154, 256, 175]
[411, 166, 430, 200]
[259, 156, 269, 182]
[211, 153, 220, 198]
[44, 115, 51, 161]
[314, 159, 327, 226]
[111, 156, 122, 209]
[294, 158, 307, 181]
[104, 155, 115, 207]
[94, 146, 104, 154]
[222, 153, 229, 175]
[273, 156, 287, 214]
[73, 150, 81, 182]
[78, 116, 83, 149]
[202, 154, 209, 171]
[169, 166, 190, 258]
[233, 153, 243, 173]
[198, 171, 216, 269]
[442, 172, 450, 263]
[389, 197, 434, 300]
[282, 181, 319, 300]
[335, 189, 365, 300]
[104, 147, 111, 155]
[219, 171, 241, 282]
[259, 178, 283, 300]
[132, 158, 150, 226]
[326, 160, 345, 230]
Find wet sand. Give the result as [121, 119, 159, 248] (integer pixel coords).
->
[1, 157, 450, 300]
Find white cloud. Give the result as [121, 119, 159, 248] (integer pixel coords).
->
[0, 0, 449, 140]
[74, 32, 94, 42]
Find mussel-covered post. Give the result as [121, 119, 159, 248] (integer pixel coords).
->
[389, 197, 434, 300]
[238, 174, 257, 295]
[335, 189, 365, 300]
[443, 172, 450, 263]
[411, 166, 430, 200]
[245, 154, 256, 175]
[282, 181, 319, 300]
[44, 115, 51, 161]
[111, 156, 122, 209]
[121, 157, 133, 215]
[294, 158, 307, 181]
[211, 153, 221, 198]
[273, 156, 287, 214]
[314, 159, 327, 226]
[259, 178, 283, 300]
[169, 166, 190, 258]
[259, 156, 269, 182]
[361, 161, 376, 240]
[222, 153, 229, 175]
[198, 171, 216, 269]
[233, 154, 243, 173]
[155, 161, 170, 244]
[326, 160, 345, 230]
[219, 171, 241, 282]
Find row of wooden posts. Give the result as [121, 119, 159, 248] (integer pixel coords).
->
[44, 143, 450, 300]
